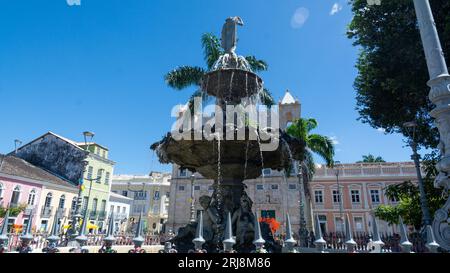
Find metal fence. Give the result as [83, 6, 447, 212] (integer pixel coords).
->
[5, 233, 170, 252]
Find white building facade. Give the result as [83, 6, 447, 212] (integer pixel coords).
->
[111, 172, 171, 234]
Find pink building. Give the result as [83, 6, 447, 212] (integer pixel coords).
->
[0, 154, 77, 233]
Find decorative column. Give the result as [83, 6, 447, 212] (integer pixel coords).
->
[413, 0, 450, 251]
[189, 174, 196, 223]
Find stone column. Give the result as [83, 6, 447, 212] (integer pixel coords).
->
[413, 0, 450, 250]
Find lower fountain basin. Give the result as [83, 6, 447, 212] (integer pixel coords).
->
[201, 69, 263, 105]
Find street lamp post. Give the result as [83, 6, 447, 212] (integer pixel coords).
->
[68, 131, 95, 240]
[189, 174, 196, 223]
[334, 161, 344, 230]
[413, 0, 450, 250]
[127, 181, 146, 234]
[403, 121, 432, 227]
[297, 165, 309, 247]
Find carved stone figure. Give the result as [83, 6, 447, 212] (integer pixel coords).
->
[199, 195, 220, 242]
[221, 17, 244, 54]
[232, 193, 255, 246]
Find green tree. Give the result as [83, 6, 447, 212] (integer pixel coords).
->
[357, 154, 386, 163]
[164, 33, 275, 108]
[374, 153, 447, 229]
[0, 204, 27, 218]
[347, 0, 450, 148]
[286, 118, 335, 179]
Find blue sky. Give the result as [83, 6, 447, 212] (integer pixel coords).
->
[0, 0, 418, 174]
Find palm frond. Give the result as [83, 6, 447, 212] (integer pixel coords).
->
[307, 134, 335, 167]
[245, 56, 268, 72]
[259, 88, 275, 108]
[302, 149, 316, 181]
[164, 66, 205, 90]
[202, 33, 223, 70]
[304, 118, 318, 133]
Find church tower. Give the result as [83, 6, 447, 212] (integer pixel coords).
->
[279, 89, 301, 130]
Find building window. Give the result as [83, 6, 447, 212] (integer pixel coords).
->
[92, 198, 98, 212]
[117, 206, 121, 213]
[332, 190, 341, 203]
[134, 191, 146, 200]
[256, 184, 264, 190]
[10, 185, 21, 206]
[154, 191, 160, 200]
[105, 172, 110, 185]
[71, 197, 77, 211]
[271, 184, 278, 190]
[335, 217, 344, 232]
[82, 197, 89, 212]
[179, 169, 187, 177]
[288, 184, 297, 190]
[178, 185, 185, 191]
[261, 210, 276, 218]
[27, 189, 36, 206]
[87, 166, 93, 180]
[0, 183, 4, 199]
[370, 190, 380, 203]
[96, 169, 103, 183]
[194, 185, 201, 191]
[263, 169, 271, 176]
[122, 207, 126, 214]
[44, 192, 52, 208]
[354, 217, 364, 231]
[351, 190, 361, 203]
[166, 192, 170, 198]
[122, 191, 128, 197]
[110, 205, 114, 212]
[318, 215, 328, 234]
[58, 195, 65, 209]
[314, 190, 323, 204]
[100, 200, 107, 212]
[102, 150, 106, 158]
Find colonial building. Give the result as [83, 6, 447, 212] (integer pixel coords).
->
[107, 192, 132, 233]
[167, 162, 418, 236]
[111, 172, 170, 234]
[0, 154, 78, 233]
[13, 131, 115, 231]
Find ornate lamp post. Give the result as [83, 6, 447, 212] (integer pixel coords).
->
[189, 174, 196, 223]
[68, 131, 95, 239]
[413, 0, 450, 250]
[403, 121, 432, 226]
[334, 161, 344, 232]
[297, 166, 309, 247]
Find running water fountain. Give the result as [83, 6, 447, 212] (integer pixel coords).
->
[151, 17, 305, 253]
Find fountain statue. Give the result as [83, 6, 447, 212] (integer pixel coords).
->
[151, 17, 305, 253]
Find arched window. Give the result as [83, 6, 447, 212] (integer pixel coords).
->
[44, 192, 53, 208]
[10, 185, 21, 206]
[71, 197, 77, 211]
[27, 189, 36, 206]
[58, 195, 66, 209]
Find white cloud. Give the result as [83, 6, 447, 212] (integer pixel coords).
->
[330, 3, 343, 15]
[330, 136, 340, 145]
[291, 7, 310, 29]
[377, 128, 386, 133]
[67, 0, 81, 6]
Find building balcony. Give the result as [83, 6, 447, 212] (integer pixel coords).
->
[89, 211, 98, 220]
[114, 213, 128, 221]
[56, 208, 67, 217]
[41, 206, 53, 218]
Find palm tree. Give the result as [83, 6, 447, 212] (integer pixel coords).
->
[286, 118, 335, 245]
[164, 33, 275, 109]
[286, 118, 335, 179]
[357, 154, 385, 163]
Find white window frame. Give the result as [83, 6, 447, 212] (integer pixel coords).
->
[370, 189, 381, 204]
[27, 189, 36, 206]
[314, 190, 324, 204]
[332, 190, 341, 204]
[256, 184, 264, 191]
[350, 189, 361, 204]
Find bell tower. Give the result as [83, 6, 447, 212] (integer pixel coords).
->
[279, 90, 301, 130]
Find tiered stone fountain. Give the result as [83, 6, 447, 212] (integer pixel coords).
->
[151, 17, 305, 253]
